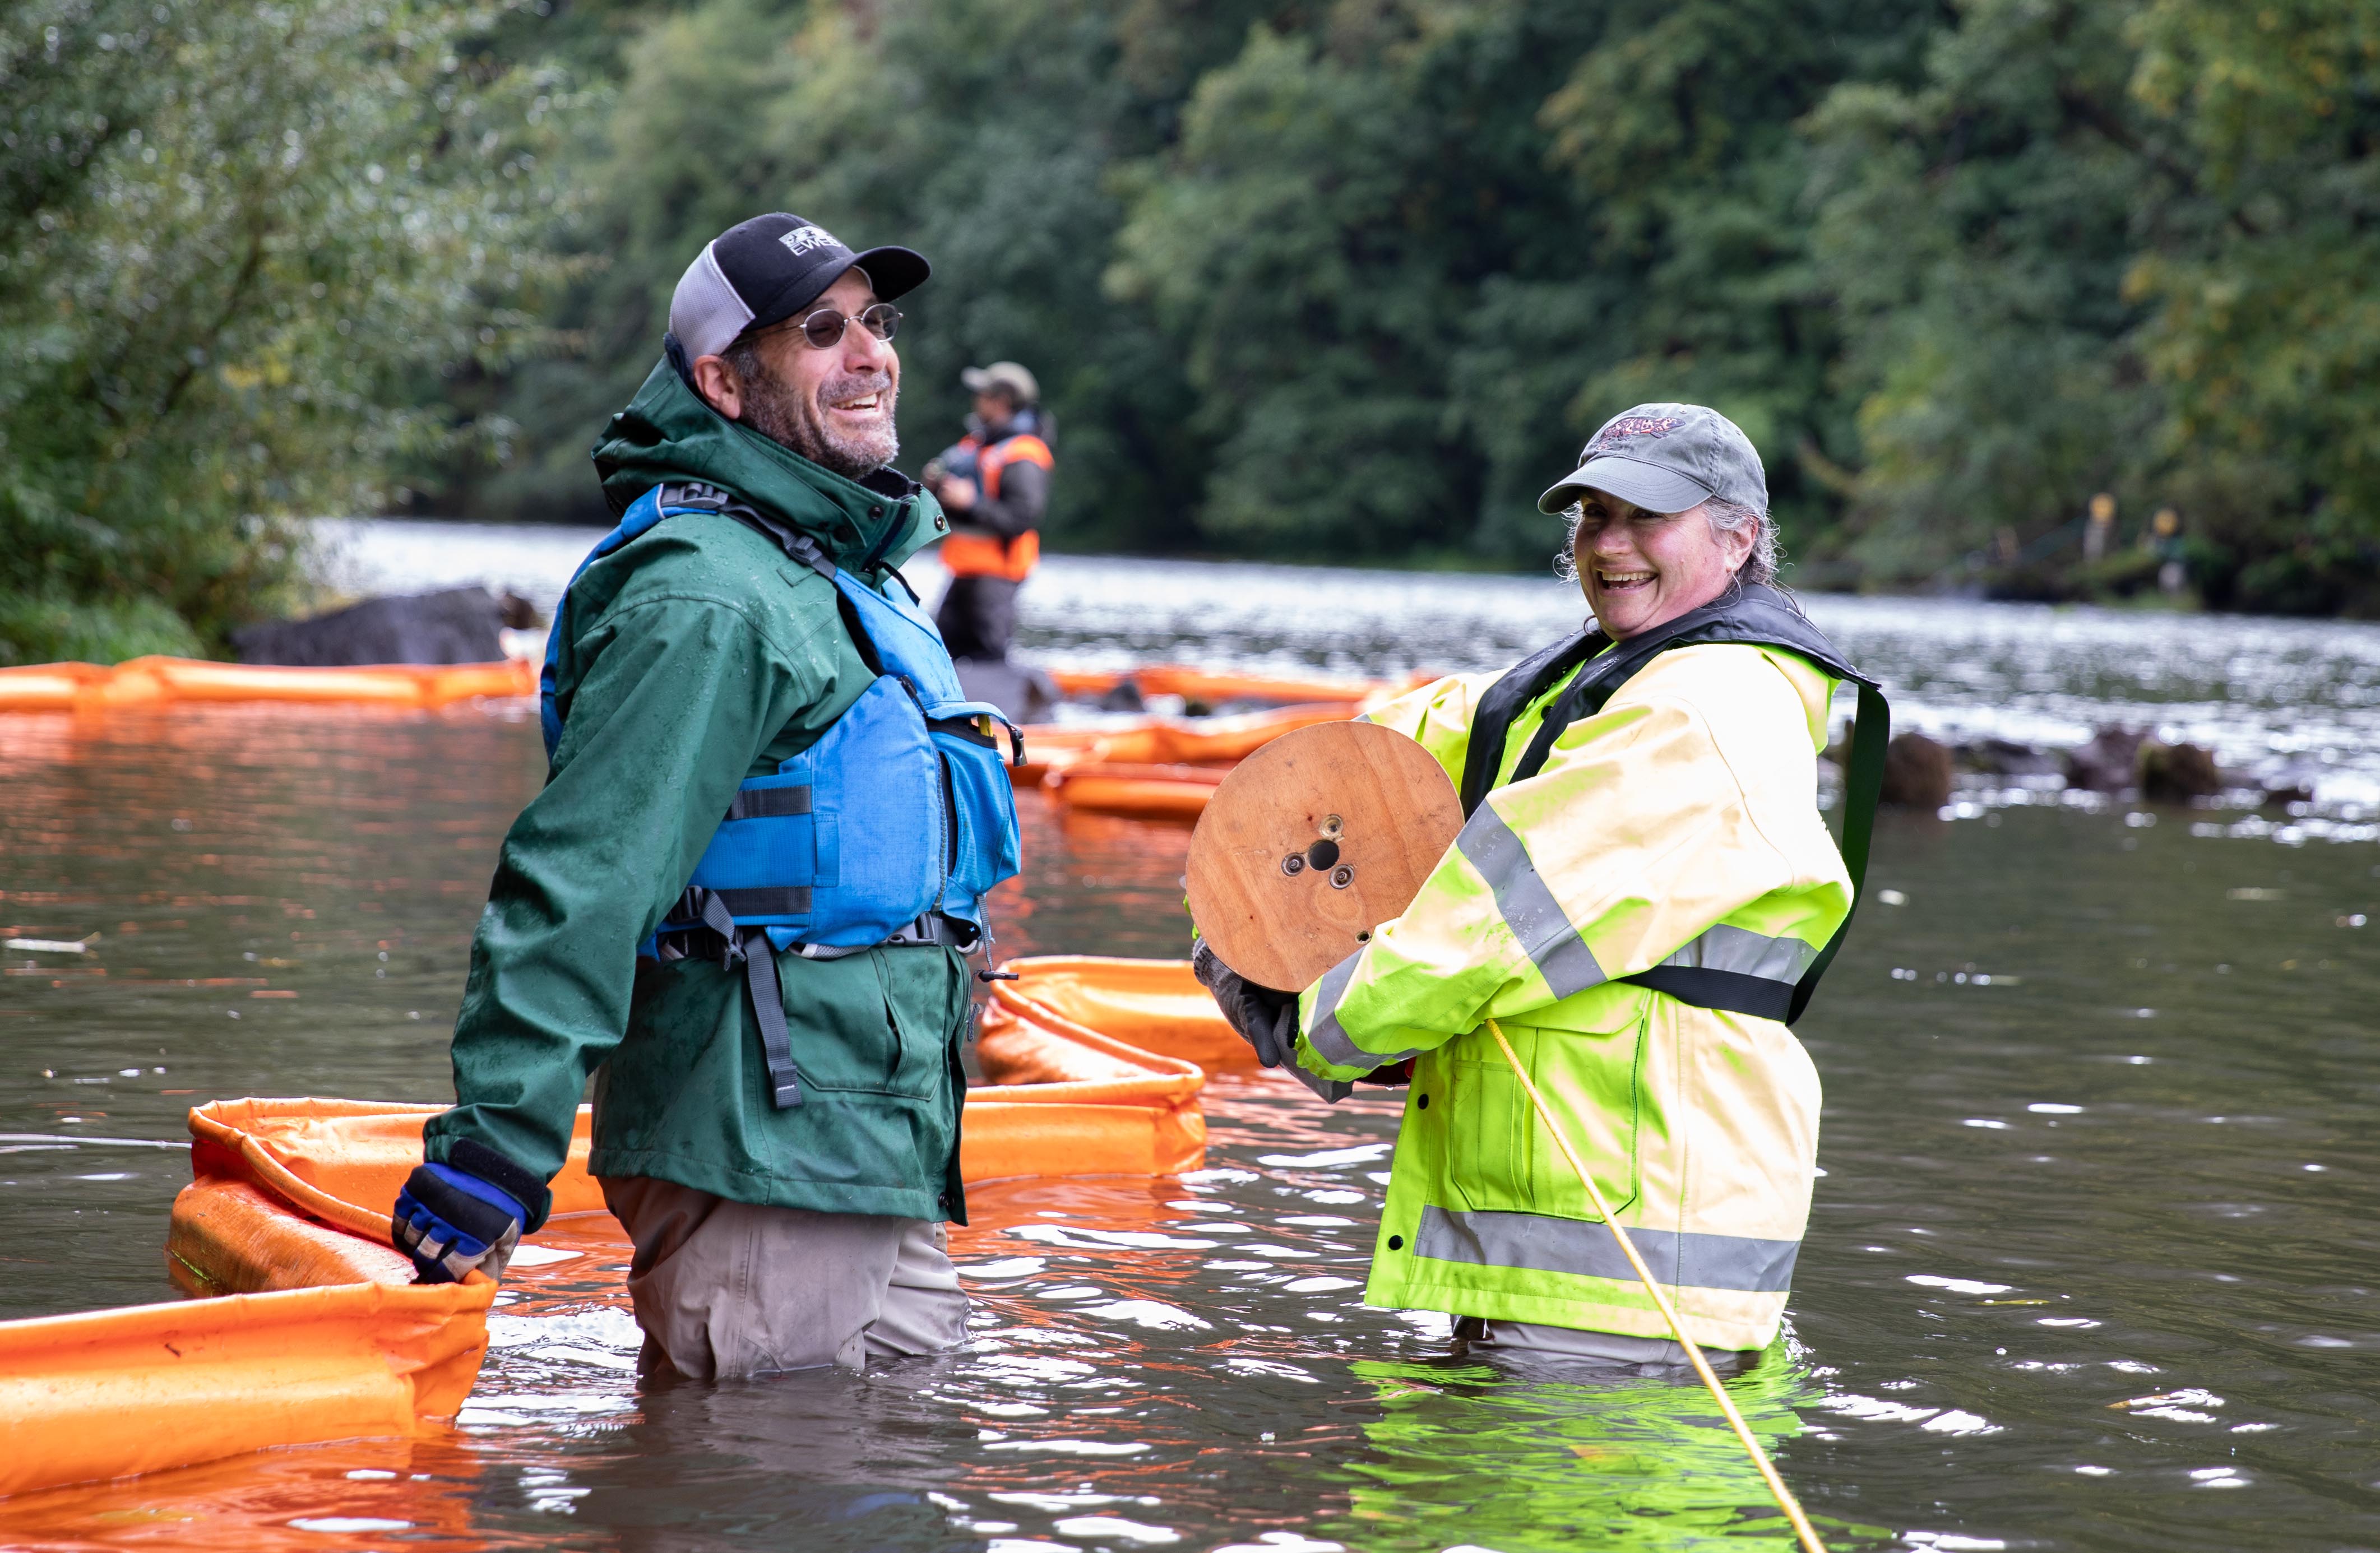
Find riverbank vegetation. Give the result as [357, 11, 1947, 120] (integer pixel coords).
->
[4, 0, 2376, 660]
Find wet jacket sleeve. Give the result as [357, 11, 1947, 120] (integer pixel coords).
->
[1294, 651, 1828, 1083]
[967, 457, 1047, 541]
[423, 598, 822, 1228]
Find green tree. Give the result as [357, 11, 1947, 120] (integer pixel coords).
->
[1805, 0, 2166, 590]
[1111, 0, 1933, 568]
[0, 0, 571, 664]
[1807, 0, 2380, 610]
[2126, 0, 2380, 613]
[456, 0, 1293, 555]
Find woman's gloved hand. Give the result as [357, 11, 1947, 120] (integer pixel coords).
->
[392, 1153, 530, 1285]
[1191, 938, 1298, 1068]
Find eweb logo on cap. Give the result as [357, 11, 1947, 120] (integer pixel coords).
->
[1590, 416, 1683, 452]
[778, 225, 839, 258]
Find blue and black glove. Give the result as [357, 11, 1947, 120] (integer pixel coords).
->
[1191, 939, 1297, 1069]
[391, 1142, 538, 1285]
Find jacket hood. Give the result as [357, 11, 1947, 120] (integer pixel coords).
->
[591, 353, 944, 575]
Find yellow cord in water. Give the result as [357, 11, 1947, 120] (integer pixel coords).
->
[1482, 1018, 1829, 1553]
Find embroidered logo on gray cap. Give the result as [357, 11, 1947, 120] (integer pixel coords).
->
[1589, 416, 1682, 452]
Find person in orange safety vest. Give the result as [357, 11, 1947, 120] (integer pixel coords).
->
[926, 360, 1051, 661]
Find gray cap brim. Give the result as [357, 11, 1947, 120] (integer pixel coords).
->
[1536, 455, 1714, 516]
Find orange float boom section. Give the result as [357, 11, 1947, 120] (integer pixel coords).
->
[0, 1280, 494, 1501]
[0, 656, 1423, 719]
[0, 957, 1239, 1500]
[0, 655, 537, 713]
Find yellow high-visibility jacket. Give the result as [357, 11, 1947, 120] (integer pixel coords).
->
[1294, 642, 1853, 1352]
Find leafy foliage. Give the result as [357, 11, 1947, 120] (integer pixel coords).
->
[454, 0, 1289, 555]
[1807, 0, 2380, 608]
[10, 0, 2380, 661]
[0, 0, 572, 662]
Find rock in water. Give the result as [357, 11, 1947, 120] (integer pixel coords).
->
[1880, 731, 1955, 809]
[2140, 741, 2222, 802]
[952, 657, 1059, 725]
[1957, 737, 2062, 777]
[2064, 727, 2147, 793]
[233, 589, 506, 666]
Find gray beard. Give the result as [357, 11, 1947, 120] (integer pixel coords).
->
[743, 367, 900, 479]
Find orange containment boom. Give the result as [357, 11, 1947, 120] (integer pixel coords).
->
[0, 1278, 493, 1499]
[0, 655, 537, 714]
[1046, 664, 1396, 706]
[166, 971, 1221, 1302]
[1046, 761, 1230, 820]
[1018, 702, 1364, 799]
[0, 956, 1233, 1500]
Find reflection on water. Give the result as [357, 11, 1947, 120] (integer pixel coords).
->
[6, 576, 2380, 1549]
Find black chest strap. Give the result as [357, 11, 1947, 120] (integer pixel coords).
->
[1461, 585, 1890, 1026]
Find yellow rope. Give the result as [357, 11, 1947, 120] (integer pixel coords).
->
[1482, 1017, 1828, 1553]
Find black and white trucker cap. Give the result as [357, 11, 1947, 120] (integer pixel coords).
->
[666, 214, 930, 361]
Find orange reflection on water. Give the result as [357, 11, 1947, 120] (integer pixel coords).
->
[0, 1435, 498, 1553]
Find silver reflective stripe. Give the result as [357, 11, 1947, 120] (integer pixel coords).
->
[1414, 1204, 1799, 1294]
[1303, 949, 1424, 1073]
[1656, 922, 1817, 985]
[1453, 804, 1607, 999]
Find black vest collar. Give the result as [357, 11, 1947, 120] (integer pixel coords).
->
[1457, 583, 1873, 817]
[1455, 583, 1890, 1027]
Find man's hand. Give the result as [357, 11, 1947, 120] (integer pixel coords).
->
[392, 1161, 527, 1284]
[1191, 939, 1297, 1068]
[934, 475, 978, 513]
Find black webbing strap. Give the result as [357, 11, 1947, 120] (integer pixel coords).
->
[684, 892, 803, 1110]
[743, 929, 804, 1109]
[724, 785, 813, 820]
[660, 481, 840, 582]
[706, 886, 813, 917]
[1786, 678, 1888, 1024]
[1627, 965, 1795, 1022]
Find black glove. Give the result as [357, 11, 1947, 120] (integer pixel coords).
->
[391, 1142, 537, 1284]
[1191, 938, 1297, 1068]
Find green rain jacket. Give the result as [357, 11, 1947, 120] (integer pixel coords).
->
[422, 356, 971, 1232]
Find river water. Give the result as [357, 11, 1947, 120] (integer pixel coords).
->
[3, 529, 2379, 1551]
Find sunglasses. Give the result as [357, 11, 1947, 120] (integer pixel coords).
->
[763, 302, 902, 350]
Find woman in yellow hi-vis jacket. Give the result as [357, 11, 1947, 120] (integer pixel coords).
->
[1195, 402, 1888, 1368]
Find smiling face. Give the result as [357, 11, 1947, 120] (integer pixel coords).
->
[695, 266, 900, 478]
[1572, 490, 1757, 638]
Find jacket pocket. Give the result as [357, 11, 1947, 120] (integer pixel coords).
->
[1438, 1013, 1644, 1221]
[768, 948, 960, 1101]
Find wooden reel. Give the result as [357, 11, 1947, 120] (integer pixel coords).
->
[1186, 721, 1464, 992]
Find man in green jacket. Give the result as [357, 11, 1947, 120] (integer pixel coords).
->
[390, 214, 991, 1381]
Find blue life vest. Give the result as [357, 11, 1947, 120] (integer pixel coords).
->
[541, 483, 1024, 962]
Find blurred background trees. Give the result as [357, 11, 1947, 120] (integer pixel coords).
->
[0, 0, 572, 663]
[6, 0, 2378, 659]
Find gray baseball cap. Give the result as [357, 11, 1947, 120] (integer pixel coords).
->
[961, 360, 1040, 405]
[1537, 402, 1768, 516]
